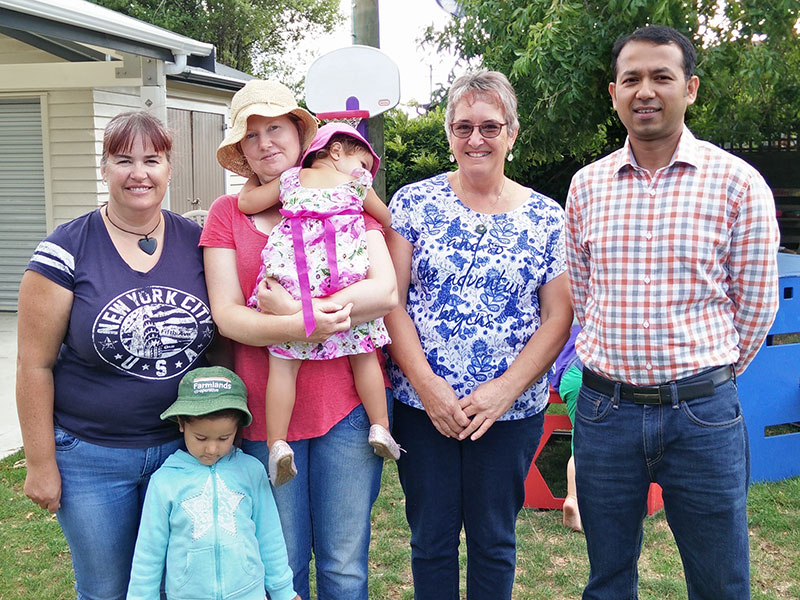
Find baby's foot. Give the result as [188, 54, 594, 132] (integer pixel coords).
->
[268, 440, 297, 487]
[562, 494, 582, 532]
[368, 424, 402, 460]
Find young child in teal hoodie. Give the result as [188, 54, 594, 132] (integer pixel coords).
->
[127, 367, 299, 600]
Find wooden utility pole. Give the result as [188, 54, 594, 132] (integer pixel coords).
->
[351, 0, 386, 199]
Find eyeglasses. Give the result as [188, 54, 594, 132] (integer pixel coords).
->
[449, 121, 507, 139]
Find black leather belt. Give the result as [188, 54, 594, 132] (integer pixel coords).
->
[582, 365, 733, 405]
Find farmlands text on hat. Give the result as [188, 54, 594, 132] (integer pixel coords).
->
[161, 366, 252, 426]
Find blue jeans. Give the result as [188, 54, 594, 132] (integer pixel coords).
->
[54, 426, 183, 600]
[574, 379, 750, 600]
[241, 395, 386, 600]
[393, 400, 544, 600]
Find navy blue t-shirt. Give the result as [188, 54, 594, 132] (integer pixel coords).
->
[27, 209, 214, 448]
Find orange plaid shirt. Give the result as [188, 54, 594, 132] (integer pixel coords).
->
[566, 127, 779, 385]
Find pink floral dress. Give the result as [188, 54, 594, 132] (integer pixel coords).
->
[250, 166, 390, 360]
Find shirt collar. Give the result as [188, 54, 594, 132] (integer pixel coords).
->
[613, 125, 700, 175]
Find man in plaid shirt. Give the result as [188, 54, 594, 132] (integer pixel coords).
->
[565, 25, 779, 600]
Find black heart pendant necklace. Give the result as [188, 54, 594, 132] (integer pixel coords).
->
[104, 205, 161, 255]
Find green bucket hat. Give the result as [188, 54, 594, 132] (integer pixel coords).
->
[161, 367, 252, 426]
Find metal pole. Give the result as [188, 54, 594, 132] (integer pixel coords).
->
[352, 0, 386, 200]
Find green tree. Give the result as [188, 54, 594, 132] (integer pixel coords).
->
[90, 0, 342, 82]
[384, 106, 452, 200]
[427, 0, 800, 182]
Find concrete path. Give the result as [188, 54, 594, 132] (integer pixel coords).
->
[0, 312, 20, 459]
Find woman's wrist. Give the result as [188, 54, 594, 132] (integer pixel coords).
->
[407, 366, 442, 396]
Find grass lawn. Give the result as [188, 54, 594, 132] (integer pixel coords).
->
[2, 449, 799, 600]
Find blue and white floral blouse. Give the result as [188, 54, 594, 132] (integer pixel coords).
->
[388, 173, 566, 420]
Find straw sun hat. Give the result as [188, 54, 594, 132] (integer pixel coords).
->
[217, 79, 318, 178]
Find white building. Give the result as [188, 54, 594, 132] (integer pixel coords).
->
[0, 0, 252, 309]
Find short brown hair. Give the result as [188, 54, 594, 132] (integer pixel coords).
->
[445, 70, 519, 141]
[102, 111, 172, 165]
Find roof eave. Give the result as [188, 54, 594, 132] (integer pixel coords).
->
[0, 0, 213, 59]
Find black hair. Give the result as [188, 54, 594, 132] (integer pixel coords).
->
[178, 408, 248, 427]
[611, 25, 697, 81]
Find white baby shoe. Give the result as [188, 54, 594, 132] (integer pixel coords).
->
[368, 424, 402, 461]
[268, 440, 297, 487]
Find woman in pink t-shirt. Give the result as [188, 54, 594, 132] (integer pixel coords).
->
[200, 79, 396, 600]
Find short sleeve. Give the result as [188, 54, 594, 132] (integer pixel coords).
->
[199, 195, 237, 249]
[279, 167, 302, 198]
[388, 182, 421, 245]
[363, 212, 383, 233]
[542, 204, 567, 284]
[26, 222, 77, 290]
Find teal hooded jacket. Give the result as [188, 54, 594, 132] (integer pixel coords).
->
[127, 447, 296, 600]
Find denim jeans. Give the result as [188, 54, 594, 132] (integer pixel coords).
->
[241, 394, 386, 600]
[574, 379, 751, 600]
[54, 426, 183, 600]
[393, 400, 544, 600]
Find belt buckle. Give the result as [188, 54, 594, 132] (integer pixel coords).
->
[633, 387, 670, 406]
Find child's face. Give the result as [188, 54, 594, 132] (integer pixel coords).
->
[179, 416, 239, 466]
[334, 146, 374, 177]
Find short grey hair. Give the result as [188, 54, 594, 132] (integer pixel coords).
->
[445, 70, 519, 142]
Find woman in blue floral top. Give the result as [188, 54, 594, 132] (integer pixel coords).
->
[385, 70, 573, 600]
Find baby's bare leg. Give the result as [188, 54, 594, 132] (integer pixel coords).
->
[265, 354, 301, 448]
[348, 352, 389, 428]
[349, 352, 402, 460]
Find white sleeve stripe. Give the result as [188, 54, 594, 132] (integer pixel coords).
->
[34, 241, 75, 269]
[30, 254, 74, 276]
[31, 241, 75, 275]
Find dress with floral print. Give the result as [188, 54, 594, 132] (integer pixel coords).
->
[252, 166, 390, 360]
[388, 173, 566, 420]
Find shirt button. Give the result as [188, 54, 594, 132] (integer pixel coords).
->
[646, 363, 653, 370]
[643, 320, 650, 328]
[649, 188, 656, 196]
[644, 231, 652, 240]
[644, 276, 650, 284]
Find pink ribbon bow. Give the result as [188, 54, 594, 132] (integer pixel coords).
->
[281, 206, 362, 337]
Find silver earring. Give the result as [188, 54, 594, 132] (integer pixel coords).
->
[506, 151, 514, 162]
[449, 153, 455, 163]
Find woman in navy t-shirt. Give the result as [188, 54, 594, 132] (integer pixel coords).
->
[16, 111, 212, 599]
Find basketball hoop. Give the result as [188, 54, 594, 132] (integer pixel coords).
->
[306, 46, 399, 143]
[316, 110, 370, 129]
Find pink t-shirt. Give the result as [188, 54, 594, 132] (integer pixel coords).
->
[199, 194, 389, 442]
